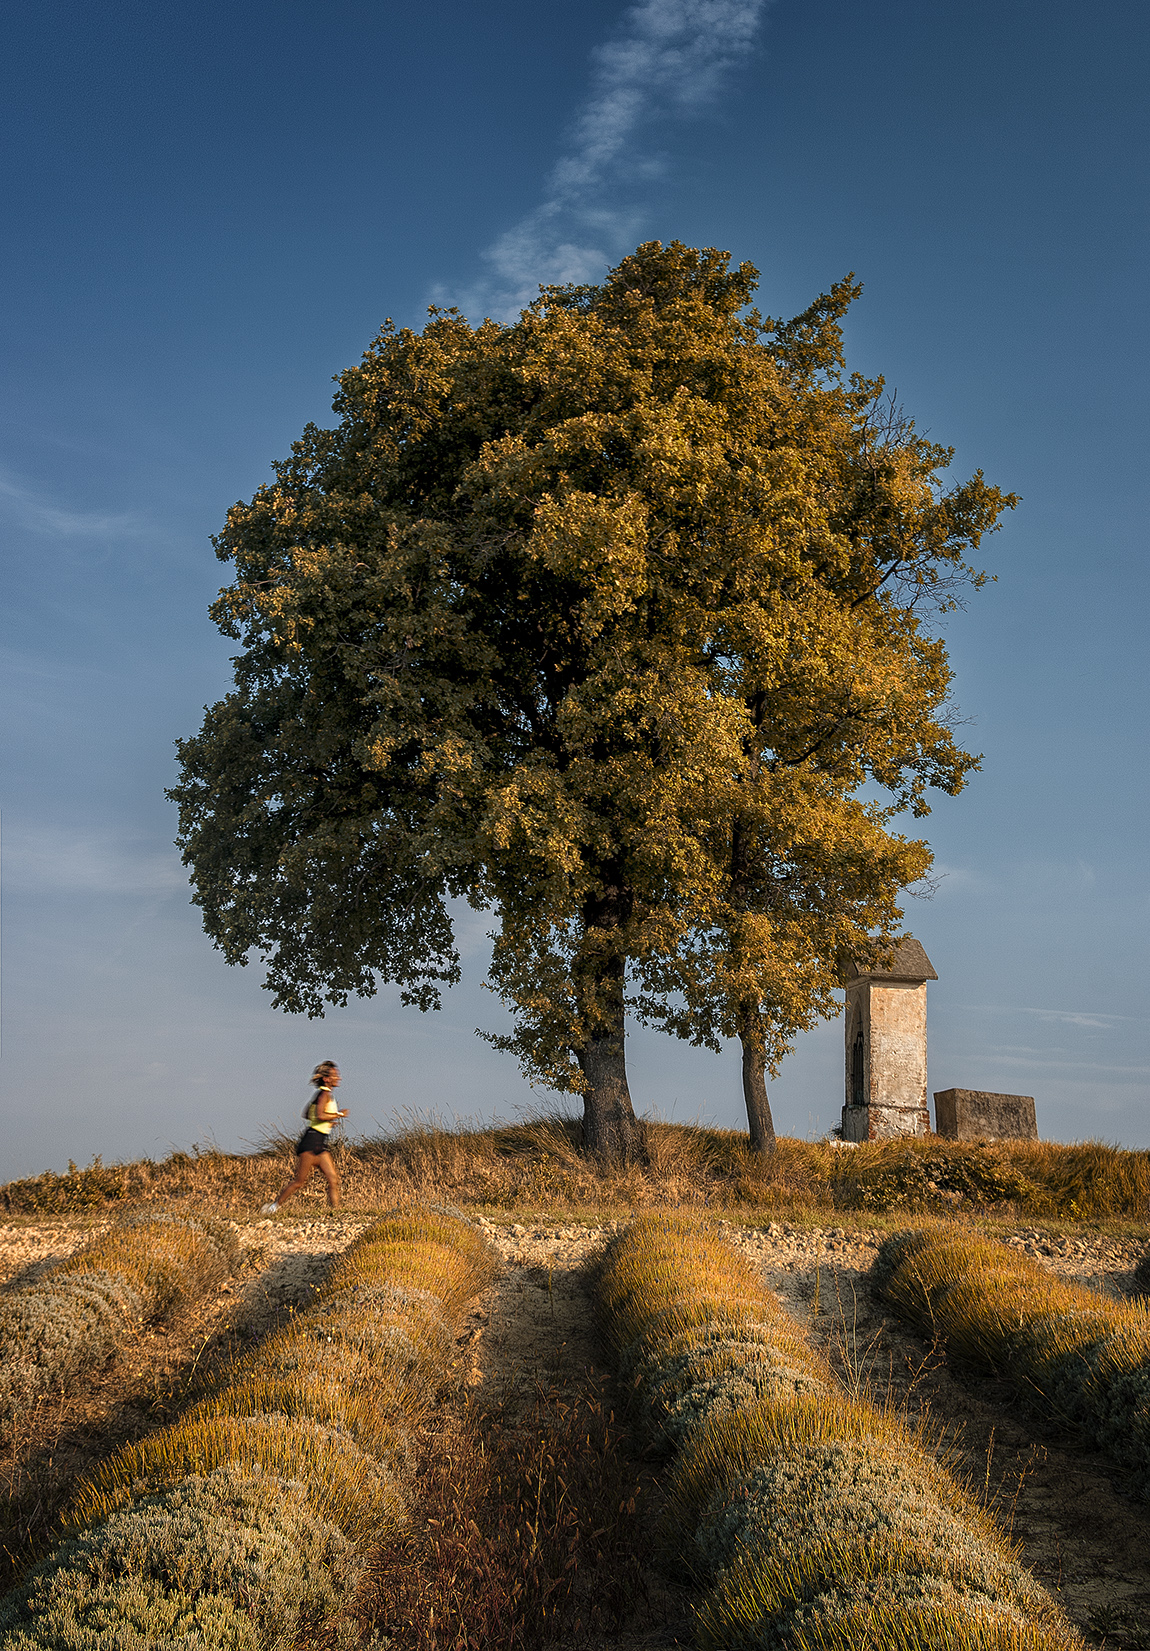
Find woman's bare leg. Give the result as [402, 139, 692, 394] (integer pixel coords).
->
[317, 1152, 341, 1209]
[274, 1152, 320, 1207]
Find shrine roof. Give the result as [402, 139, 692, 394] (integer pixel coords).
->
[849, 936, 938, 983]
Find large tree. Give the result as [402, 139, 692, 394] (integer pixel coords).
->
[170, 242, 1011, 1162]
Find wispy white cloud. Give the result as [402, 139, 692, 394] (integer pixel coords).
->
[953, 1004, 1145, 1030]
[1027, 1008, 1120, 1030]
[975, 1053, 1150, 1077]
[4, 826, 186, 896]
[923, 861, 995, 897]
[442, 0, 768, 321]
[0, 468, 144, 540]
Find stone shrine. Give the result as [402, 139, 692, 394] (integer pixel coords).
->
[841, 937, 936, 1141]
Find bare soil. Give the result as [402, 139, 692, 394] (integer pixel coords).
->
[459, 1218, 695, 1647]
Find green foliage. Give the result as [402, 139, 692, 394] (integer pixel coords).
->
[598, 1215, 1079, 1651]
[690, 1440, 1045, 1610]
[636, 1326, 828, 1453]
[0, 1155, 137, 1213]
[837, 1147, 1041, 1213]
[697, 1530, 1077, 1651]
[0, 1468, 360, 1651]
[874, 1228, 1150, 1497]
[0, 1146, 253, 1214]
[0, 1271, 146, 1419]
[73, 1414, 405, 1543]
[0, 1572, 259, 1651]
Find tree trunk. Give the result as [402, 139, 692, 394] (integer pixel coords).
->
[575, 878, 647, 1166]
[738, 999, 777, 1155]
[578, 1015, 646, 1164]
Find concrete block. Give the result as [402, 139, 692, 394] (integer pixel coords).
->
[934, 1089, 1037, 1142]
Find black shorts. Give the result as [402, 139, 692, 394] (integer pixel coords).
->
[296, 1128, 333, 1157]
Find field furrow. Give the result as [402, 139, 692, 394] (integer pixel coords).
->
[430, 1218, 1150, 1649]
[0, 1215, 370, 1587]
[0, 1208, 498, 1647]
[728, 1222, 1150, 1645]
[2, 1143, 1148, 1651]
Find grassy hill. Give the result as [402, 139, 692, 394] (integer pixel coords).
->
[3, 1122, 1149, 1230]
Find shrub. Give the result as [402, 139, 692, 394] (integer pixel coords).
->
[0, 1212, 237, 1420]
[697, 1530, 1079, 1651]
[0, 1207, 498, 1650]
[873, 1227, 1150, 1496]
[0, 1468, 359, 1651]
[69, 1414, 404, 1541]
[833, 1145, 1042, 1214]
[0, 1155, 139, 1214]
[5, 1127, 1149, 1220]
[598, 1215, 1080, 1651]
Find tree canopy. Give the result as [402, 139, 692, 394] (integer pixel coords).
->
[170, 241, 1013, 1160]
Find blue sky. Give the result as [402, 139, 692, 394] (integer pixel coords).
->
[2, 0, 1147, 1176]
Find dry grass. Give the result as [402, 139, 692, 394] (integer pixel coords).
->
[69, 1412, 404, 1543]
[50, 1211, 238, 1313]
[874, 1226, 1150, 1495]
[349, 1384, 649, 1651]
[4, 1122, 1149, 1225]
[698, 1529, 1082, 1651]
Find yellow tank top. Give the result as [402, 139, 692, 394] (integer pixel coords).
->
[307, 1086, 335, 1135]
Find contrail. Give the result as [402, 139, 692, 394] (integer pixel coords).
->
[442, 0, 768, 321]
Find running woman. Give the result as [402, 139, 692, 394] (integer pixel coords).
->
[261, 1061, 348, 1214]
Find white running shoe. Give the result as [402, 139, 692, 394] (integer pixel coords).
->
[259, 1203, 279, 1216]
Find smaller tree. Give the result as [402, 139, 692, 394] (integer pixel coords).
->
[636, 777, 930, 1151]
[633, 289, 1012, 1150]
